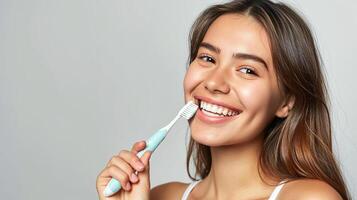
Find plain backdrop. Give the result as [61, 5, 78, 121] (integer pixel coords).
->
[0, 0, 356, 199]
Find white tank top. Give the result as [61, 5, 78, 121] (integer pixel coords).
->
[181, 180, 286, 200]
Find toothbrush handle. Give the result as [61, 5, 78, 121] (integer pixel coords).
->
[103, 128, 168, 197]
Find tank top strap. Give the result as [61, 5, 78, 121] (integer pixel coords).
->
[181, 180, 201, 200]
[181, 179, 286, 200]
[267, 180, 288, 200]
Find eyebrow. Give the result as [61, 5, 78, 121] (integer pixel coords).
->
[199, 42, 268, 70]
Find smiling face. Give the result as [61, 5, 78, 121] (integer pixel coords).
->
[184, 13, 290, 147]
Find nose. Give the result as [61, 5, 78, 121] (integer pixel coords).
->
[204, 68, 230, 94]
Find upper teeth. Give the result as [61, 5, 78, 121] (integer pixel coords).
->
[200, 100, 240, 116]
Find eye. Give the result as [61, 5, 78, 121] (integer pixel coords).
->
[197, 54, 216, 64]
[238, 66, 257, 76]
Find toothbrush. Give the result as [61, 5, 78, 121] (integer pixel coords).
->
[103, 101, 198, 197]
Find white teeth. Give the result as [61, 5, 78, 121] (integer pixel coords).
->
[223, 108, 228, 116]
[199, 100, 240, 116]
[207, 104, 212, 110]
[212, 105, 218, 111]
[217, 107, 223, 114]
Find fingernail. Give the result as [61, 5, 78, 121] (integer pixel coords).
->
[130, 173, 138, 182]
[125, 182, 131, 190]
[135, 160, 144, 170]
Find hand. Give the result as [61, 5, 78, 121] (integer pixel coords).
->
[96, 141, 152, 200]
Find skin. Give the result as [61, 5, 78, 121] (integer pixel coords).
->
[96, 141, 152, 200]
[97, 13, 342, 200]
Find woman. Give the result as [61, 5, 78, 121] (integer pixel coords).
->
[96, 0, 351, 199]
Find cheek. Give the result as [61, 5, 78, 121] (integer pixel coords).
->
[239, 81, 273, 114]
[183, 65, 202, 99]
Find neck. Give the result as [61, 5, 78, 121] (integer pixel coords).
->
[199, 137, 277, 199]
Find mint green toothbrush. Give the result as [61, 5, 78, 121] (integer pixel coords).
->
[103, 101, 198, 197]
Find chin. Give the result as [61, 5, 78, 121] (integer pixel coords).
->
[190, 124, 264, 148]
[190, 126, 234, 147]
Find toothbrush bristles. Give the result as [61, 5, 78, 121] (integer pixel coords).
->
[180, 101, 198, 120]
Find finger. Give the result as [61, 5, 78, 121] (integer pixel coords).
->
[107, 155, 139, 183]
[131, 140, 146, 154]
[140, 151, 152, 168]
[116, 150, 145, 172]
[101, 165, 132, 191]
[133, 151, 151, 177]
[136, 151, 152, 188]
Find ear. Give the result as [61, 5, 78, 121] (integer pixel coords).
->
[275, 95, 295, 118]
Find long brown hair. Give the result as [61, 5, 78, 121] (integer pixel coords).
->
[185, 0, 351, 199]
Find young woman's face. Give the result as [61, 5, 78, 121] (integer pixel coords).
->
[184, 14, 287, 146]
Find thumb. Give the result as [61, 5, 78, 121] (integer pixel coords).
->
[137, 151, 152, 182]
[140, 151, 152, 172]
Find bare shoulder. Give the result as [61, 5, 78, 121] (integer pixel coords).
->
[278, 178, 343, 200]
[150, 181, 189, 200]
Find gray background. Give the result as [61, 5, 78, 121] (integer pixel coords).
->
[0, 0, 356, 199]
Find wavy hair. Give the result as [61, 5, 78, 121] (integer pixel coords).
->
[185, 0, 351, 199]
